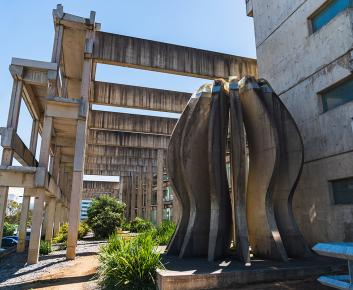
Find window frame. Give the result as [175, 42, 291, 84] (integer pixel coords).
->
[329, 176, 353, 206]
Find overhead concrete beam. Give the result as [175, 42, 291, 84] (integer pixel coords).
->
[93, 32, 258, 79]
[87, 130, 169, 149]
[83, 180, 118, 190]
[89, 110, 177, 135]
[91, 81, 190, 113]
[84, 169, 150, 176]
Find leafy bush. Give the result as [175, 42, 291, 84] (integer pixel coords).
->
[78, 221, 90, 239]
[53, 222, 89, 243]
[130, 217, 154, 233]
[155, 221, 176, 245]
[3, 222, 16, 237]
[40, 240, 52, 255]
[87, 195, 126, 238]
[98, 232, 163, 290]
[121, 221, 131, 231]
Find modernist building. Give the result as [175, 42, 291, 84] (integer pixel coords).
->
[246, 0, 353, 244]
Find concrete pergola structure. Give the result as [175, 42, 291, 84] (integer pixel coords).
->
[0, 5, 257, 264]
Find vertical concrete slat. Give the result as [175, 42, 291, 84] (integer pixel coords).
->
[45, 197, 56, 241]
[0, 79, 23, 246]
[156, 149, 164, 225]
[17, 119, 39, 252]
[28, 116, 53, 264]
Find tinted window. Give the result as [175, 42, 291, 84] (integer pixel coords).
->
[311, 0, 353, 32]
[332, 177, 353, 204]
[321, 78, 353, 112]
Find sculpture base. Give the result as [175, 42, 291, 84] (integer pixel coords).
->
[157, 255, 344, 290]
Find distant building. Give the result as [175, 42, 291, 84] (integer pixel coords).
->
[80, 199, 92, 220]
[246, 0, 353, 244]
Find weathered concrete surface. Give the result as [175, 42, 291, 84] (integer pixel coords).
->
[85, 156, 157, 167]
[92, 81, 190, 113]
[249, 1, 353, 246]
[229, 79, 250, 264]
[89, 110, 177, 135]
[258, 79, 311, 258]
[239, 77, 287, 261]
[207, 80, 232, 261]
[157, 255, 344, 290]
[87, 130, 169, 149]
[85, 145, 159, 159]
[93, 32, 257, 79]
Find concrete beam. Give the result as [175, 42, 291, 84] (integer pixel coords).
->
[89, 110, 177, 135]
[84, 169, 149, 176]
[93, 32, 258, 79]
[87, 130, 169, 149]
[91, 81, 190, 113]
[84, 163, 156, 172]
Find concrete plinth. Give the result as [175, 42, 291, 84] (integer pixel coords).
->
[157, 255, 344, 290]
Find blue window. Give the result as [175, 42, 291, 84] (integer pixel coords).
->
[311, 0, 353, 32]
[321, 78, 353, 112]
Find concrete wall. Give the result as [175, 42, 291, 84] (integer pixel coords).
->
[250, 0, 353, 244]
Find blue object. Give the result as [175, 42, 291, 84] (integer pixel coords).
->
[313, 243, 353, 289]
[1, 237, 18, 248]
[312, 0, 353, 33]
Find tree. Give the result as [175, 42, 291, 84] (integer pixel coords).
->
[5, 200, 21, 224]
[87, 195, 126, 238]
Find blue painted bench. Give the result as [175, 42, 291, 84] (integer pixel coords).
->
[313, 243, 353, 289]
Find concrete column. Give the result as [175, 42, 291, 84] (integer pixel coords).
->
[146, 160, 153, 221]
[45, 198, 56, 241]
[0, 79, 23, 246]
[172, 193, 180, 224]
[53, 202, 62, 237]
[130, 176, 137, 221]
[17, 196, 30, 252]
[17, 119, 39, 252]
[28, 116, 53, 264]
[156, 149, 164, 225]
[66, 28, 94, 260]
[137, 175, 143, 217]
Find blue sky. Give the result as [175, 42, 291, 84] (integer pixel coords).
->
[0, 1, 255, 196]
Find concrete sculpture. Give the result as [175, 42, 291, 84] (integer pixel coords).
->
[167, 76, 311, 262]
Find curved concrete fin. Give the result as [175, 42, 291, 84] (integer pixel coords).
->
[229, 78, 251, 264]
[166, 103, 192, 255]
[239, 76, 288, 261]
[208, 80, 232, 261]
[258, 79, 312, 258]
[179, 86, 212, 258]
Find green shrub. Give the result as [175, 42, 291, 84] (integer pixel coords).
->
[78, 221, 90, 239]
[87, 195, 126, 239]
[98, 232, 163, 289]
[155, 221, 176, 245]
[121, 221, 131, 231]
[53, 222, 89, 244]
[3, 222, 16, 237]
[40, 240, 52, 255]
[130, 217, 154, 233]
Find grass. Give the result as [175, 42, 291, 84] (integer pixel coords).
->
[98, 232, 163, 290]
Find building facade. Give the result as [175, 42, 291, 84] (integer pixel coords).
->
[246, 0, 353, 244]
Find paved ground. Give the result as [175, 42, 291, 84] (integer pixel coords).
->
[217, 279, 331, 289]
[0, 239, 105, 290]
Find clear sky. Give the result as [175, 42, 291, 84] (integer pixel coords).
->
[0, 0, 255, 198]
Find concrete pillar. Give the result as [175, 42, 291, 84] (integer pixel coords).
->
[66, 29, 94, 260]
[146, 160, 153, 221]
[0, 79, 23, 246]
[130, 176, 137, 221]
[17, 119, 39, 252]
[45, 198, 56, 241]
[156, 149, 164, 225]
[137, 175, 143, 217]
[17, 196, 30, 252]
[172, 193, 180, 224]
[53, 202, 62, 237]
[28, 116, 53, 265]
